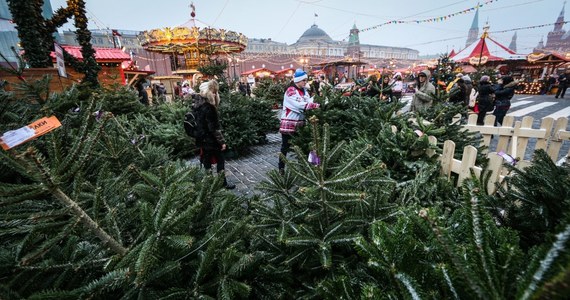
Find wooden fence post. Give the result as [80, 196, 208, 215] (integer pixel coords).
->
[548, 117, 569, 161]
[440, 140, 455, 179]
[535, 117, 555, 151]
[485, 152, 505, 194]
[458, 145, 478, 186]
[496, 116, 515, 155]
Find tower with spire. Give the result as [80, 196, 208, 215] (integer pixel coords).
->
[545, 1, 569, 51]
[465, 7, 479, 48]
[509, 32, 517, 52]
[345, 24, 362, 60]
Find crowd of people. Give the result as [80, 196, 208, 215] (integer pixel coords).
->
[172, 67, 527, 178]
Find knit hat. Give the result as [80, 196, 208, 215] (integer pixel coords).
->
[480, 75, 490, 83]
[293, 69, 308, 83]
[462, 75, 471, 81]
[456, 73, 464, 78]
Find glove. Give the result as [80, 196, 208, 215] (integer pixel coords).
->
[306, 102, 320, 110]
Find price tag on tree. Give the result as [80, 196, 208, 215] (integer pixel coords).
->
[0, 116, 62, 150]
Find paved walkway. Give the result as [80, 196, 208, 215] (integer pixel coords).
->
[225, 133, 282, 196]
[188, 133, 281, 196]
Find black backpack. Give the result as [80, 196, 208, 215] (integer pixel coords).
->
[184, 109, 200, 138]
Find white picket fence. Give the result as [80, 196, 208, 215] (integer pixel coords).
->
[436, 114, 570, 194]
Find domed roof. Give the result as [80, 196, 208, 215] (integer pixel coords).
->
[296, 24, 333, 44]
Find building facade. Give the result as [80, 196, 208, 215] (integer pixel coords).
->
[536, 2, 570, 53]
[244, 23, 419, 61]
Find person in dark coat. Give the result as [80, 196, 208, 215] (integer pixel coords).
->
[555, 70, 569, 99]
[378, 75, 393, 102]
[462, 75, 473, 107]
[493, 76, 517, 126]
[194, 80, 235, 189]
[136, 81, 149, 105]
[449, 78, 467, 105]
[238, 81, 247, 96]
[475, 75, 495, 125]
[365, 75, 380, 98]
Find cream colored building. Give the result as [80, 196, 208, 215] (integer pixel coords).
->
[245, 24, 419, 60]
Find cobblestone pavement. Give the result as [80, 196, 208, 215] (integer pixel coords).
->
[224, 133, 281, 196]
[187, 133, 282, 196]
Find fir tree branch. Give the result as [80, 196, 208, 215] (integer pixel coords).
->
[50, 187, 127, 256]
[22, 147, 127, 256]
[519, 224, 570, 300]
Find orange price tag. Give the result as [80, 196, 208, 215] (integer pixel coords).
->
[0, 116, 62, 150]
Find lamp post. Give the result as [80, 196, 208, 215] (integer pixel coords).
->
[233, 58, 239, 81]
[300, 58, 309, 71]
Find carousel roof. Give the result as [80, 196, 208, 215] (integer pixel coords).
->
[451, 31, 526, 65]
[527, 51, 570, 63]
[138, 24, 248, 55]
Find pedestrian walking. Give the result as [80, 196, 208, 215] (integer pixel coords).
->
[194, 80, 235, 189]
[136, 80, 149, 105]
[278, 69, 320, 173]
[555, 70, 569, 99]
[475, 75, 495, 125]
[493, 76, 517, 126]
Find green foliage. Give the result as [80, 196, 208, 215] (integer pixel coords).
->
[432, 53, 458, 88]
[99, 84, 147, 115]
[198, 60, 228, 78]
[219, 92, 279, 152]
[252, 79, 287, 106]
[489, 149, 570, 249]
[253, 122, 397, 297]
[294, 93, 408, 153]
[1, 65, 569, 299]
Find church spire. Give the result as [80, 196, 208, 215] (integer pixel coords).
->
[465, 6, 480, 48]
[537, 36, 544, 49]
[554, 1, 566, 32]
[509, 31, 518, 52]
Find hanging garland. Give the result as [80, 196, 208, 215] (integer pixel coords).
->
[360, 0, 500, 33]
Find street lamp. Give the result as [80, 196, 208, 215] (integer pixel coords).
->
[300, 58, 309, 71]
[234, 58, 239, 81]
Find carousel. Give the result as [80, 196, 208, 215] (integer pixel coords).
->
[450, 23, 526, 68]
[138, 4, 247, 79]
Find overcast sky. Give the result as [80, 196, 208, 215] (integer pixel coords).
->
[50, 0, 560, 56]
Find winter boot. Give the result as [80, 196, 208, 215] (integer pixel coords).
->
[223, 177, 236, 190]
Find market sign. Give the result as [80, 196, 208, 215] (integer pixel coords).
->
[0, 116, 62, 150]
[469, 56, 488, 66]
